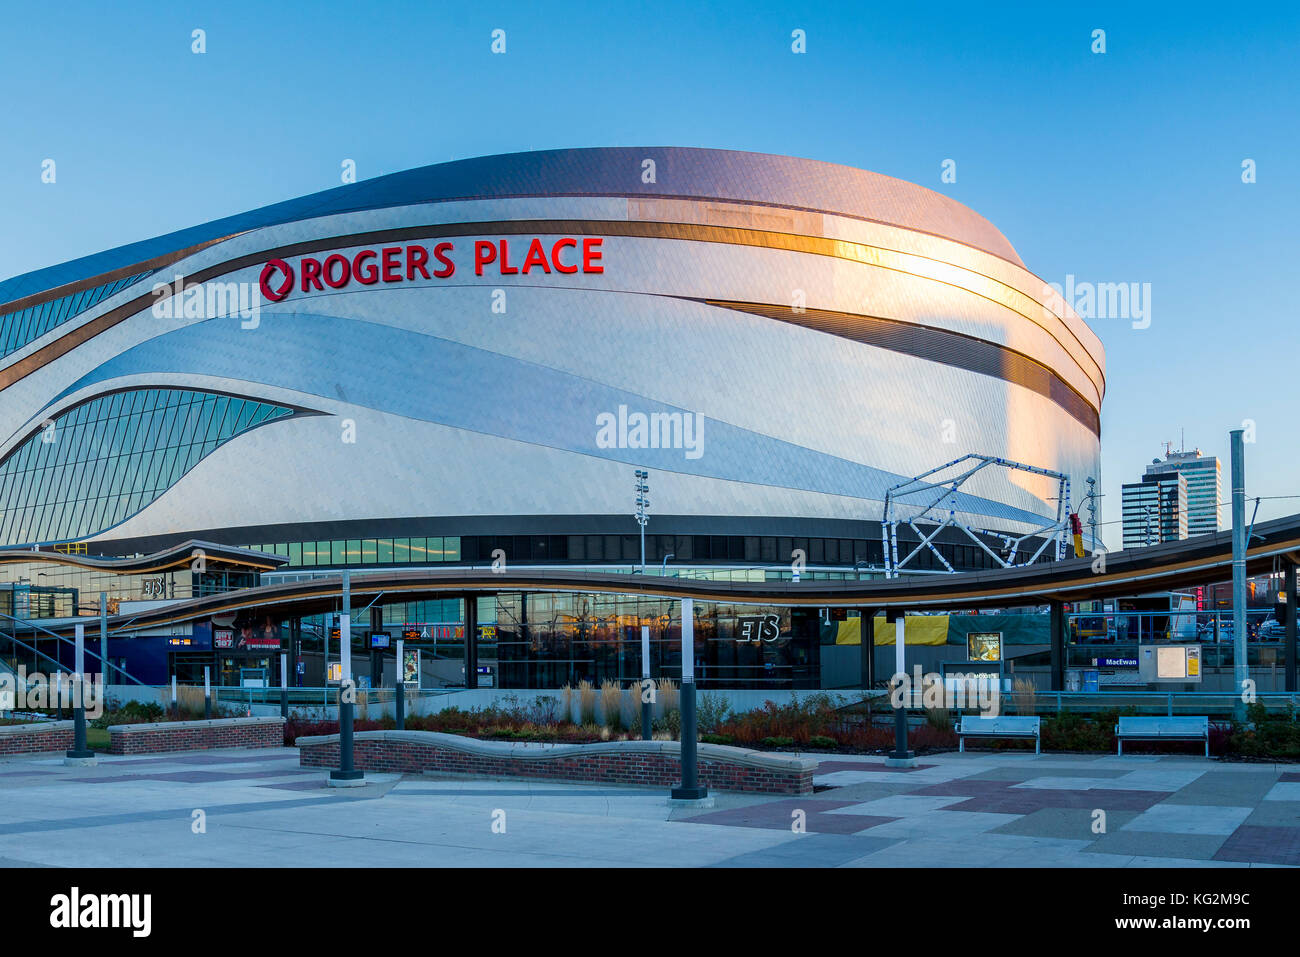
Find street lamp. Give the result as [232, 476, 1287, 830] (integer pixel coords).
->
[634, 469, 649, 574]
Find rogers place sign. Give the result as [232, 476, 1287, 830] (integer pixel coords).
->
[259, 237, 604, 303]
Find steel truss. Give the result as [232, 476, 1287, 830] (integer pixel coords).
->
[881, 454, 1072, 579]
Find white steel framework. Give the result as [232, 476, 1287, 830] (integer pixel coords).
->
[882, 455, 1072, 578]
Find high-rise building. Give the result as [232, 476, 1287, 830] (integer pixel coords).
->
[1143, 448, 1222, 536]
[1121, 472, 1188, 548]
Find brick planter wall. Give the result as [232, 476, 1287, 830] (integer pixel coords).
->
[108, 716, 285, 755]
[297, 731, 816, 795]
[0, 721, 73, 755]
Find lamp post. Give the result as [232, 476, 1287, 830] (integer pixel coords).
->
[887, 612, 915, 767]
[330, 570, 364, 786]
[634, 470, 649, 574]
[670, 598, 708, 802]
[640, 624, 652, 740]
[64, 624, 95, 764]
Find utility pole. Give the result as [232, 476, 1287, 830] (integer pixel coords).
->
[634, 469, 649, 574]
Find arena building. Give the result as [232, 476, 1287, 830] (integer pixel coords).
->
[0, 148, 1106, 688]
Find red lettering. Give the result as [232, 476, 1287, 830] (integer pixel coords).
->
[521, 238, 551, 275]
[322, 254, 351, 289]
[552, 238, 578, 274]
[474, 240, 497, 275]
[432, 242, 455, 278]
[300, 257, 324, 292]
[381, 247, 403, 282]
[582, 238, 603, 273]
[353, 249, 379, 284]
[498, 239, 518, 275]
[407, 245, 431, 280]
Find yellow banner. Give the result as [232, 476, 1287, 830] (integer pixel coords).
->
[835, 615, 950, 646]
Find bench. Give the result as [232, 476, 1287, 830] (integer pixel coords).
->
[957, 715, 1041, 754]
[1115, 716, 1209, 757]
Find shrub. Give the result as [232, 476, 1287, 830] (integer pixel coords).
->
[1011, 678, 1038, 716]
[760, 736, 795, 749]
[577, 680, 597, 725]
[697, 692, 732, 733]
[809, 734, 838, 749]
[599, 679, 623, 731]
[701, 733, 735, 745]
[925, 708, 953, 732]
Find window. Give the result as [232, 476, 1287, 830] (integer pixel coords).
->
[0, 388, 294, 545]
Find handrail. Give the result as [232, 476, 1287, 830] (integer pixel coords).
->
[0, 611, 147, 685]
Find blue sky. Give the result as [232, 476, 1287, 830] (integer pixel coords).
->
[1, 1, 1296, 547]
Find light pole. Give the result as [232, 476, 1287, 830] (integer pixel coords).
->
[634, 469, 649, 574]
[330, 570, 364, 786]
[1230, 429, 1248, 720]
[64, 623, 95, 765]
[671, 598, 707, 802]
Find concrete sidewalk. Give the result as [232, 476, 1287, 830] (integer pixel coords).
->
[0, 747, 1294, 867]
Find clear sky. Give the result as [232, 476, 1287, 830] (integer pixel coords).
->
[1, 1, 1296, 548]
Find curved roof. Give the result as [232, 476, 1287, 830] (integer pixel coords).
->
[0, 147, 1024, 306]
[0, 540, 287, 573]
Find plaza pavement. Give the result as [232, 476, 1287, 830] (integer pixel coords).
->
[0, 746, 1296, 867]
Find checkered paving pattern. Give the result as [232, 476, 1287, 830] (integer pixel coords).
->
[0, 745, 1293, 867]
[673, 752, 1300, 867]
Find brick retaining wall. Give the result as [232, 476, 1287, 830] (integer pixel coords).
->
[0, 721, 73, 755]
[109, 716, 285, 754]
[297, 731, 816, 795]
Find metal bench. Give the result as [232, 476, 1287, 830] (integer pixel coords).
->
[957, 715, 1041, 754]
[1115, 716, 1209, 757]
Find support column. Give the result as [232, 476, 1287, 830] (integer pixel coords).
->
[464, 594, 479, 689]
[1285, 560, 1297, 694]
[860, 609, 877, 690]
[290, 618, 302, 688]
[370, 604, 384, 688]
[1049, 600, 1065, 692]
[395, 637, 406, 730]
[99, 592, 109, 687]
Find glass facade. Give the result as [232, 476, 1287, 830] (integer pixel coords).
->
[249, 531, 1023, 573]
[0, 388, 294, 546]
[0, 271, 152, 359]
[491, 592, 820, 690]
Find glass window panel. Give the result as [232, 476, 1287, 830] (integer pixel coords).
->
[377, 540, 393, 563]
[362, 540, 377, 564]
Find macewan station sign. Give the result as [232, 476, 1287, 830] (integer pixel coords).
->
[258, 237, 605, 302]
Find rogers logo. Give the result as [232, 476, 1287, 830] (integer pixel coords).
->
[256, 238, 602, 303]
[259, 259, 295, 302]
